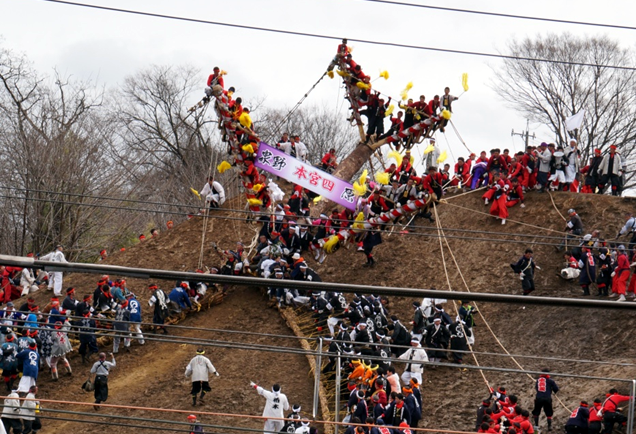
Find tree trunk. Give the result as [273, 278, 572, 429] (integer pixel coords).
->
[314, 142, 373, 215]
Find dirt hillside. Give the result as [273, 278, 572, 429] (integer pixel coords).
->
[19, 190, 636, 433]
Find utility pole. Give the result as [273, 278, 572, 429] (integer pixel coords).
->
[511, 119, 536, 150]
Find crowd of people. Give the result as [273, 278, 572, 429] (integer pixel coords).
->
[507, 210, 636, 301]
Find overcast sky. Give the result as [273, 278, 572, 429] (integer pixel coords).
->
[2, 0, 634, 168]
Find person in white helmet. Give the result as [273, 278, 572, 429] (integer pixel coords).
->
[250, 381, 289, 434]
[39, 245, 67, 296]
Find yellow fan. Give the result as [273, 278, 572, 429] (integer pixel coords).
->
[359, 169, 368, 186]
[336, 69, 349, 77]
[242, 144, 255, 154]
[375, 172, 390, 185]
[379, 70, 389, 80]
[388, 150, 403, 166]
[437, 150, 448, 163]
[247, 198, 263, 206]
[313, 195, 322, 204]
[385, 104, 395, 117]
[356, 81, 371, 90]
[441, 109, 452, 120]
[324, 235, 340, 254]
[462, 73, 469, 92]
[217, 161, 232, 173]
[423, 145, 435, 154]
[252, 184, 263, 192]
[353, 181, 367, 197]
[327, 70, 334, 79]
[190, 188, 201, 199]
[400, 81, 413, 101]
[353, 212, 366, 230]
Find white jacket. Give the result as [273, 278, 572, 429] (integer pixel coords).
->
[200, 181, 226, 206]
[538, 149, 552, 173]
[185, 355, 217, 382]
[20, 268, 36, 287]
[282, 142, 308, 162]
[20, 392, 38, 421]
[398, 345, 429, 373]
[2, 391, 21, 419]
[599, 152, 624, 176]
[257, 386, 289, 418]
[40, 250, 67, 263]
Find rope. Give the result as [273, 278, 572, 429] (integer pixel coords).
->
[435, 209, 573, 412]
[548, 191, 568, 221]
[197, 104, 216, 270]
[444, 186, 487, 200]
[0, 395, 483, 434]
[449, 119, 472, 153]
[442, 201, 567, 235]
[266, 72, 328, 143]
[432, 203, 492, 391]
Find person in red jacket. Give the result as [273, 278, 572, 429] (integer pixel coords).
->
[506, 178, 525, 208]
[451, 157, 471, 187]
[207, 66, 224, 89]
[508, 157, 524, 181]
[513, 410, 535, 434]
[588, 398, 603, 434]
[487, 149, 508, 174]
[421, 166, 444, 200]
[611, 246, 630, 301]
[601, 388, 631, 434]
[321, 148, 338, 173]
[489, 180, 509, 224]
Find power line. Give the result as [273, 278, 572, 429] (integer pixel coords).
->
[35, 0, 636, 71]
[0, 194, 582, 248]
[3, 254, 636, 311]
[0, 186, 574, 241]
[357, 0, 636, 31]
[25, 311, 636, 368]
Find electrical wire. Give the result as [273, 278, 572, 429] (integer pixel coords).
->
[356, 0, 636, 31]
[0, 186, 577, 241]
[1, 194, 589, 248]
[22, 311, 636, 367]
[33, 0, 636, 71]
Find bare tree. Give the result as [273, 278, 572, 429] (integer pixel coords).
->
[492, 33, 636, 186]
[0, 47, 134, 259]
[113, 65, 224, 209]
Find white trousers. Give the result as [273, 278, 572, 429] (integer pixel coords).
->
[264, 419, 284, 434]
[401, 371, 422, 386]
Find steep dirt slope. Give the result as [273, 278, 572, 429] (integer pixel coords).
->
[18, 190, 636, 432]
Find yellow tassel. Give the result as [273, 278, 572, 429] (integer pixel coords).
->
[190, 188, 201, 200]
[323, 235, 340, 254]
[356, 81, 371, 90]
[441, 109, 452, 120]
[252, 183, 263, 192]
[388, 150, 403, 166]
[242, 144, 255, 154]
[336, 69, 349, 77]
[406, 81, 413, 90]
[353, 181, 367, 196]
[462, 73, 469, 92]
[423, 145, 435, 154]
[353, 212, 366, 230]
[217, 161, 232, 173]
[375, 172, 390, 185]
[359, 169, 368, 186]
[437, 150, 448, 163]
[400, 90, 408, 101]
[327, 70, 334, 79]
[313, 195, 322, 204]
[385, 104, 394, 117]
[379, 70, 389, 80]
[247, 198, 263, 206]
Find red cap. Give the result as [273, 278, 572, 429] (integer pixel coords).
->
[610, 145, 617, 150]
[594, 149, 601, 155]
